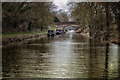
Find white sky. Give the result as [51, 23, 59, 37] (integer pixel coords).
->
[52, 0, 120, 12]
[2, 0, 120, 2]
[53, 0, 69, 12]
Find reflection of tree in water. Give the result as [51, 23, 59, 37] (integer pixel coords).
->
[26, 38, 50, 53]
[105, 43, 109, 80]
[89, 38, 100, 78]
[72, 34, 89, 43]
[2, 38, 50, 78]
[25, 44, 49, 53]
[89, 38, 92, 78]
[27, 38, 49, 44]
[118, 21, 120, 79]
[116, 46, 120, 79]
[89, 37, 109, 79]
[2, 45, 22, 77]
[89, 38, 98, 78]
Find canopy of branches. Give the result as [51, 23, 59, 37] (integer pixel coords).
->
[2, 2, 57, 32]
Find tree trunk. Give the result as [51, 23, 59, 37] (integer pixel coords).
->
[105, 3, 110, 42]
[118, 20, 120, 44]
[105, 3, 110, 79]
[28, 22, 32, 30]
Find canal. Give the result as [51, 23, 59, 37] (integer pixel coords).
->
[2, 32, 120, 79]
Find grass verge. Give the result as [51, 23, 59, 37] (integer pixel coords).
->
[2, 31, 47, 38]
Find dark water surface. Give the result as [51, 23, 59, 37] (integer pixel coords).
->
[2, 32, 120, 79]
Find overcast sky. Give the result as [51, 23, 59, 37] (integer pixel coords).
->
[53, 0, 69, 12]
[52, 0, 120, 12]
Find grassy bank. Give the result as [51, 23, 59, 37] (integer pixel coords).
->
[3, 31, 47, 38]
[2, 31, 47, 45]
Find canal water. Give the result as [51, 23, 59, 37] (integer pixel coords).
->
[2, 32, 120, 79]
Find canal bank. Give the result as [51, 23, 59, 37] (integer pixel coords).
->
[78, 29, 120, 45]
[2, 31, 120, 46]
[2, 31, 47, 46]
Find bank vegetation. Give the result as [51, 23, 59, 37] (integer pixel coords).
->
[70, 2, 120, 44]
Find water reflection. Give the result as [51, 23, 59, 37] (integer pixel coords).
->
[108, 44, 119, 78]
[2, 32, 120, 79]
[119, 45, 120, 79]
[89, 38, 106, 78]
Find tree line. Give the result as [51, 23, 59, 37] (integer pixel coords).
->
[70, 2, 120, 43]
[2, 2, 53, 33]
[2, 2, 69, 33]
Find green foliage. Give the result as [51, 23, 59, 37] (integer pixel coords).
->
[55, 9, 69, 22]
[53, 17, 60, 22]
[71, 3, 106, 28]
[2, 2, 56, 33]
[3, 31, 47, 38]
